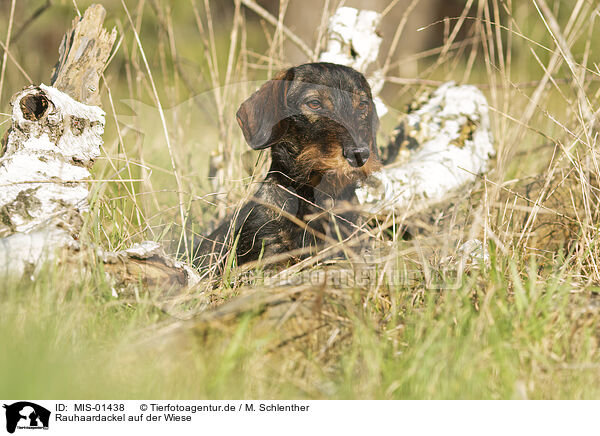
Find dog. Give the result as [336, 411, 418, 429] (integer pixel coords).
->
[189, 62, 381, 272]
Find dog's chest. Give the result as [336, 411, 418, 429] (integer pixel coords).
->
[256, 180, 329, 245]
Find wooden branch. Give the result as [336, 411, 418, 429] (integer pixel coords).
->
[99, 241, 200, 290]
[50, 4, 117, 105]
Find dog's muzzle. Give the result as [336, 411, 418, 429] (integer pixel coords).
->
[343, 144, 370, 168]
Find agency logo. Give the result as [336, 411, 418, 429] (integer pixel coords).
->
[2, 402, 50, 434]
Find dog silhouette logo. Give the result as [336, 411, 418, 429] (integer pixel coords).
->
[3, 402, 50, 434]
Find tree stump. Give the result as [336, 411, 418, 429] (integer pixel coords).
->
[0, 5, 200, 289]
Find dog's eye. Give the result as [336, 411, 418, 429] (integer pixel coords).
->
[358, 100, 369, 111]
[306, 100, 322, 110]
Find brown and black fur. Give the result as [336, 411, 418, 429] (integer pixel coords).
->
[190, 62, 381, 272]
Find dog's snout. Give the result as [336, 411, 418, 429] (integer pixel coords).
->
[343, 144, 370, 168]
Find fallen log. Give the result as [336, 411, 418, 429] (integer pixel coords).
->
[356, 82, 495, 215]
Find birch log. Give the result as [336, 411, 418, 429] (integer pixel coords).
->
[0, 3, 114, 277]
[356, 82, 495, 214]
[318, 7, 386, 115]
[0, 5, 200, 288]
[317, 7, 494, 214]
[0, 84, 102, 277]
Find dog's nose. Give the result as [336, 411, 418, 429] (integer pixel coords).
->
[344, 145, 370, 168]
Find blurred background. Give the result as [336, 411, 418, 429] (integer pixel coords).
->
[0, 0, 470, 99]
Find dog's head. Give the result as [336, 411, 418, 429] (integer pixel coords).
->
[236, 62, 380, 188]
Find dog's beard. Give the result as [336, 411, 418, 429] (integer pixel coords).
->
[296, 143, 381, 196]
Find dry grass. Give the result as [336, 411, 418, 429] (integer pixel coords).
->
[1, 0, 600, 399]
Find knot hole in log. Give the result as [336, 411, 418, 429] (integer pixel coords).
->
[20, 92, 50, 121]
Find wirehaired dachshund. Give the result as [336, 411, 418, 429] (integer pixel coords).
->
[190, 62, 381, 272]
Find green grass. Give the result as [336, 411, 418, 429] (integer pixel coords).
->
[2, 252, 599, 399]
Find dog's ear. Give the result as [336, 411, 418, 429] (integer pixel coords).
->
[236, 68, 294, 150]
